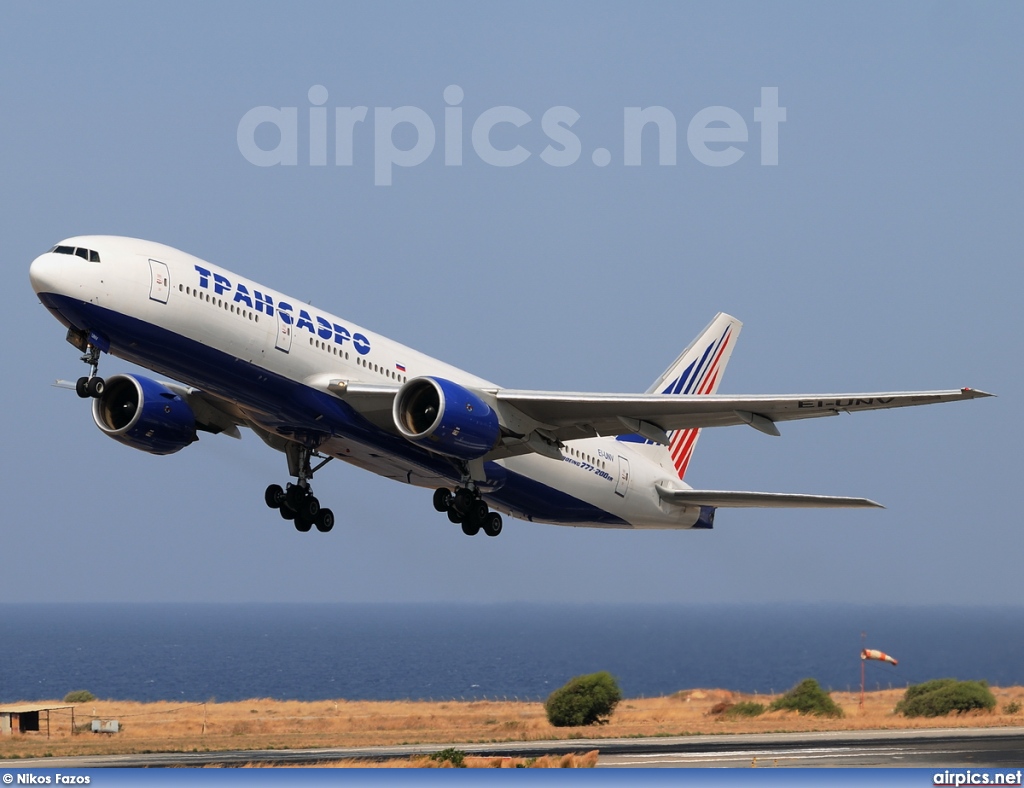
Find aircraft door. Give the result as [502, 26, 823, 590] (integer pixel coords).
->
[615, 456, 630, 498]
[275, 310, 293, 352]
[148, 260, 170, 303]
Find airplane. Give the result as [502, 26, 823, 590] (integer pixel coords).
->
[29, 236, 991, 537]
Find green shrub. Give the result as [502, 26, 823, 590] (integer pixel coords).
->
[769, 679, 843, 718]
[63, 690, 96, 703]
[429, 748, 466, 768]
[724, 701, 766, 718]
[545, 672, 622, 727]
[895, 679, 996, 717]
[1003, 701, 1021, 715]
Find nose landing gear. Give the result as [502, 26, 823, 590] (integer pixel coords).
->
[433, 486, 503, 537]
[71, 337, 105, 399]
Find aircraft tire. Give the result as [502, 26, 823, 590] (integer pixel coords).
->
[86, 377, 105, 398]
[461, 520, 480, 537]
[76, 377, 90, 398]
[432, 488, 452, 512]
[300, 495, 320, 520]
[294, 514, 313, 533]
[453, 488, 474, 515]
[315, 508, 334, 533]
[468, 500, 488, 527]
[483, 512, 502, 537]
[279, 504, 296, 521]
[446, 508, 464, 524]
[265, 484, 284, 509]
[286, 485, 306, 511]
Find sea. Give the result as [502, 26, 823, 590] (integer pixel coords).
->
[1, 604, 1022, 704]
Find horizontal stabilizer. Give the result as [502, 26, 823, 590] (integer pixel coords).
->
[655, 483, 883, 509]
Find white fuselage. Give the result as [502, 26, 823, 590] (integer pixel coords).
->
[30, 236, 706, 529]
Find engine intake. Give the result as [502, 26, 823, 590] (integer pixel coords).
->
[92, 374, 197, 455]
[393, 377, 500, 460]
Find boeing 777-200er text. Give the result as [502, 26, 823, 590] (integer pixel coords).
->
[29, 236, 991, 536]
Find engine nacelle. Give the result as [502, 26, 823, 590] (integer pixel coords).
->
[393, 377, 500, 460]
[92, 374, 197, 455]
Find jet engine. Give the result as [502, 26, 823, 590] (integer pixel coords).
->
[393, 377, 500, 460]
[92, 374, 197, 455]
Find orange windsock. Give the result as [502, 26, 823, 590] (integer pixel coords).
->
[861, 648, 898, 666]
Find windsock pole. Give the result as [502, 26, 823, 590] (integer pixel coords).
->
[860, 648, 898, 710]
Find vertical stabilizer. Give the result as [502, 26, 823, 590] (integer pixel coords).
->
[618, 313, 742, 479]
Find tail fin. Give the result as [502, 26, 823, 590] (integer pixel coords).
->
[618, 313, 742, 479]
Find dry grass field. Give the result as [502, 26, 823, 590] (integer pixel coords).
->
[2, 686, 1022, 762]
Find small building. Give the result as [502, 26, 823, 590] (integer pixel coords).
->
[0, 705, 74, 737]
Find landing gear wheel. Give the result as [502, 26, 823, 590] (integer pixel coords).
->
[461, 520, 481, 536]
[269, 445, 336, 530]
[483, 512, 503, 537]
[447, 508, 464, 524]
[76, 377, 90, 399]
[86, 377, 105, 398]
[265, 484, 284, 509]
[453, 488, 474, 516]
[315, 508, 335, 533]
[432, 488, 453, 512]
[286, 485, 306, 512]
[300, 495, 320, 520]
[468, 500, 488, 527]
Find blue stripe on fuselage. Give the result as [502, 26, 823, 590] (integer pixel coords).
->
[37, 292, 628, 527]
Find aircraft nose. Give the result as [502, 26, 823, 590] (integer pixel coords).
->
[29, 251, 65, 296]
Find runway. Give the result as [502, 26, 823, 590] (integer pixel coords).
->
[6, 726, 1023, 769]
[597, 727, 1024, 767]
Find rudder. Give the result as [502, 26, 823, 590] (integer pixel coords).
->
[618, 313, 742, 479]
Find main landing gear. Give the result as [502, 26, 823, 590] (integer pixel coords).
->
[264, 444, 335, 533]
[433, 487, 503, 537]
[75, 343, 105, 399]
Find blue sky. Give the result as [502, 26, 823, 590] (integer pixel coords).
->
[2, 2, 1020, 604]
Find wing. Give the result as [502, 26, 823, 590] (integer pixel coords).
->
[161, 382, 248, 438]
[311, 375, 990, 459]
[495, 387, 992, 445]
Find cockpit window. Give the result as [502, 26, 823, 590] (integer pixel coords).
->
[51, 245, 101, 262]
